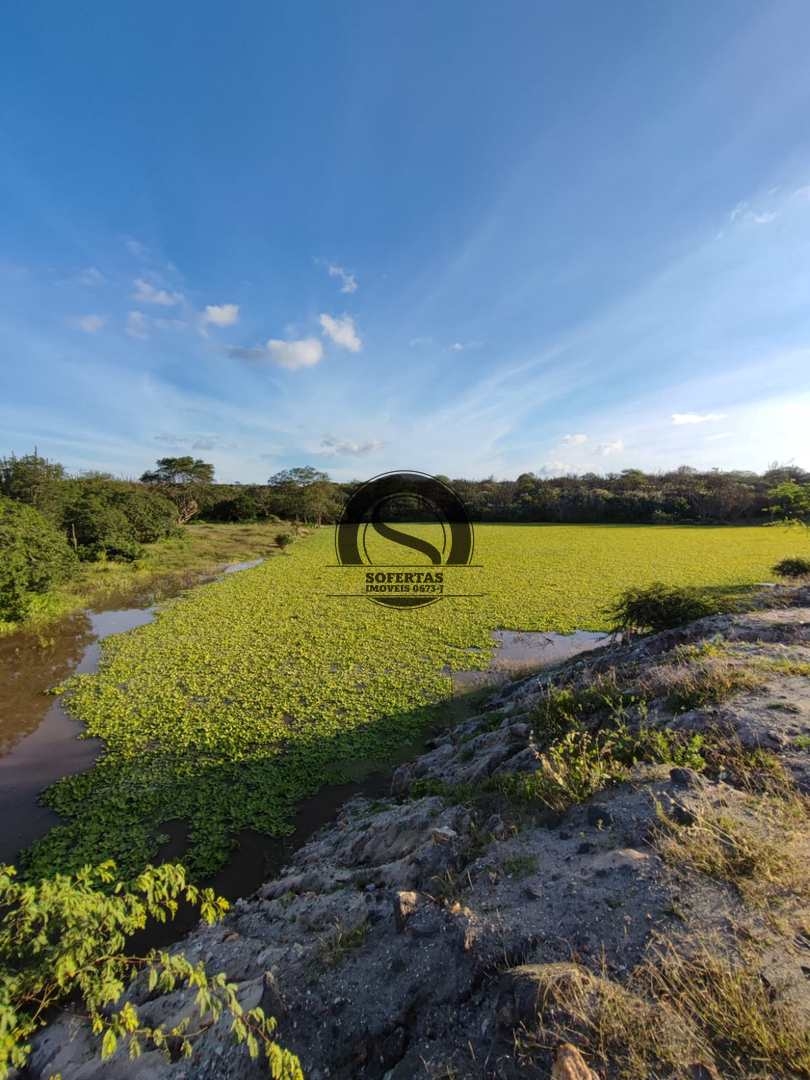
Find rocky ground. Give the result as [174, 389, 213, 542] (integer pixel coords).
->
[30, 589, 810, 1079]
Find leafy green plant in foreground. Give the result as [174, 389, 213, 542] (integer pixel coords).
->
[0, 860, 302, 1079]
[494, 724, 706, 812]
[773, 555, 810, 578]
[608, 581, 723, 634]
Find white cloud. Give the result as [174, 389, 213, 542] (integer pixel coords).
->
[705, 431, 732, 442]
[132, 278, 183, 307]
[327, 263, 358, 294]
[69, 314, 106, 333]
[562, 433, 588, 445]
[536, 460, 567, 476]
[409, 336, 433, 347]
[728, 201, 777, 226]
[448, 340, 483, 352]
[77, 267, 104, 286]
[319, 313, 362, 352]
[154, 432, 234, 451]
[671, 411, 726, 425]
[125, 237, 147, 258]
[794, 185, 810, 201]
[202, 303, 239, 328]
[598, 439, 624, 456]
[320, 435, 384, 456]
[126, 311, 149, 339]
[267, 337, 324, 370]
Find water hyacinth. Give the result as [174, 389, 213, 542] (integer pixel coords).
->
[25, 524, 800, 879]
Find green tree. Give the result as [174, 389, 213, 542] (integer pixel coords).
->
[0, 450, 66, 518]
[765, 480, 810, 522]
[140, 457, 215, 485]
[140, 458, 215, 523]
[268, 467, 341, 525]
[0, 495, 77, 621]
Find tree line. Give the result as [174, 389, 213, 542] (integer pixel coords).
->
[1, 449, 808, 622]
[4, 451, 810, 532]
[145, 457, 810, 527]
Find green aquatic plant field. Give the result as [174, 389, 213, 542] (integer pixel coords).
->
[29, 524, 802, 878]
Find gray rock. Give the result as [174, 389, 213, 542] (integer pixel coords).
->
[586, 803, 613, 827]
[670, 766, 703, 788]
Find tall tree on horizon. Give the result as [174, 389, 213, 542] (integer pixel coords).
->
[140, 457, 215, 523]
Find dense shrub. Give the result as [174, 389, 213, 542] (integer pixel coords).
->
[203, 489, 280, 523]
[62, 491, 142, 561]
[61, 481, 178, 561]
[0, 495, 77, 620]
[773, 556, 810, 578]
[107, 486, 179, 543]
[608, 582, 721, 634]
[193, 482, 284, 523]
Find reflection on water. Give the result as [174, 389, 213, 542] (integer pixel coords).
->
[0, 608, 157, 862]
[452, 628, 611, 692]
[0, 613, 94, 753]
[222, 558, 264, 574]
[0, 565, 259, 865]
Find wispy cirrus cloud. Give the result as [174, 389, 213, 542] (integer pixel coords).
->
[319, 435, 384, 456]
[671, 411, 726, 425]
[154, 432, 235, 451]
[319, 313, 362, 352]
[124, 237, 148, 259]
[76, 267, 105, 286]
[153, 316, 187, 331]
[561, 433, 588, 445]
[327, 262, 358, 294]
[125, 311, 149, 339]
[132, 277, 183, 307]
[728, 200, 778, 226]
[68, 314, 106, 333]
[598, 439, 624, 455]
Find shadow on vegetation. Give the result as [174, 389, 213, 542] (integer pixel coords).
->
[122, 686, 495, 949]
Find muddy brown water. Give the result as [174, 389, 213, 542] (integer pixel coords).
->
[0, 565, 609, 937]
[0, 570, 227, 862]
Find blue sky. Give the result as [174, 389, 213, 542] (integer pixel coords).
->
[2, 1, 810, 483]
